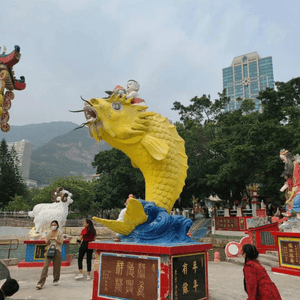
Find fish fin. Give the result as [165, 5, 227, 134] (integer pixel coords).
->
[131, 159, 139, 168]
[141, 135, 169, 160]
[92, 199, 147, 235]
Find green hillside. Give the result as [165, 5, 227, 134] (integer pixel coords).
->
[29, 127, 111, 184]
[0, 121, 79, 149]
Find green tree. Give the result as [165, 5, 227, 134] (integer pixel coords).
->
[0, 139, 27, 209]
[92, 149, 145, 208]
[5, 194, 30, 211]
[172, 77, 300, 205]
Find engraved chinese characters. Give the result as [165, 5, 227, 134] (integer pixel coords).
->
[279, 239, 300, 267]
[215, 217, 239, 230]
[99, 254, 159, 300]
[173, 253, 207, 300]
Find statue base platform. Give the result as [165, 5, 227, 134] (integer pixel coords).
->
[271, 232, 300, 277]
[18, 239, 73, 268]
[89, 241, 212, 300]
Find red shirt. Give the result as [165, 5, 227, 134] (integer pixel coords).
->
[243, 260, 281, 300]
[80, 227, 95, 242]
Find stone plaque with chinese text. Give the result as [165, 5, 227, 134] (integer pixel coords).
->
[98, 254, 158, 300]
[279, 239, 300, 268]
[260, 232, 275, 246]
[215, 218, 239, 231]
[172, 253, 206, 300]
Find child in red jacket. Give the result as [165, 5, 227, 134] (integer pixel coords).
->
[242, 244, 281, 300]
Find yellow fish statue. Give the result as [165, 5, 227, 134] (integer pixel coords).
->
[83, 93, 188, 236]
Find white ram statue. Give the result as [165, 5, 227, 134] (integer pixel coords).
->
[28, 187, 73, 234]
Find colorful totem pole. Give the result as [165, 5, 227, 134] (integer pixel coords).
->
[0, 45, 26, 132]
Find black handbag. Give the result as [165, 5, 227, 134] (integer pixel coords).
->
[47, 245, 56, 258]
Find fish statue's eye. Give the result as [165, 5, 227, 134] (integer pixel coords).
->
[111, 102, 123, 111]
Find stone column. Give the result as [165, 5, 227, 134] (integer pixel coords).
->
[224, 208, 230, 217]
[236, 207, 242, 217]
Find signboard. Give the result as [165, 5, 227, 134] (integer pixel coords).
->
[256, 209, 266, 218]
[98, 253, 159, 300]
[215, 218, 239, 231]
[260, 232, 275, 246]
[239, 218, 245, 230]
[172, 253, 206, 300]
[278, 237, 300, 269]
[34, 244, 47, 260]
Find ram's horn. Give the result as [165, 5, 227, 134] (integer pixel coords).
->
[60, 193, 69, 202]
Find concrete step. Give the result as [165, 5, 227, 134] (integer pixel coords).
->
[260, 253, 279, 262]
[227, 252, 279, 268]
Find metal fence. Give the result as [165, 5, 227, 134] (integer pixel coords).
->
[0, 239, 19, 259]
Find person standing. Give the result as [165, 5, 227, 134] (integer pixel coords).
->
[36, 220, 63, 289]
[242, 244, 281, 300]
[75, 219, 96, 281]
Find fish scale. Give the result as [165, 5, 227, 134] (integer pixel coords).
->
[85, 94, 188, 213]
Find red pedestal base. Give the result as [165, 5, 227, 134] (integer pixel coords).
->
[271, 266, 300, 277]
[18, 254, 73, 268]
[89, 242, 212, 300]
[271, 232, 300, 277]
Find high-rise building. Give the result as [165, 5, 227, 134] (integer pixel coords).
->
[222, 52, 274, 112]
[7, 139, 33, 180]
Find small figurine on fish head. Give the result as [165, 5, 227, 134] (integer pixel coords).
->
[126, 79, 145, 106]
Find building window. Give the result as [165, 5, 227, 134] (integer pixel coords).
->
[234, 65, 242, 81]
[249, 62, 257, 78]
[243, 64, 248, 78]
[250, 81, 259, 95]
[244, 85, 249, 99]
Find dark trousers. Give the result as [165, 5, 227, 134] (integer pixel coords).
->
[78, 241, 93, 272]
[38, 249, 61, 286]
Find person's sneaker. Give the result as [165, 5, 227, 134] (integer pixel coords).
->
[36, 284, 42, 290]
[53, 281, 59, 286]
[87, 276, 91, 281]
[75, 273, 84, 280]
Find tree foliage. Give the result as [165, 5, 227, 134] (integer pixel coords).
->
[172, 77, 300, 206]
[92, 149, 145, 209]
[0, 139, 28, 209]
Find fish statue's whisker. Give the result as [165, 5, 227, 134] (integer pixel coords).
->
[69, 109, 84, 113]
[73, 122, 88, 131]
[80, 96, 93, 106]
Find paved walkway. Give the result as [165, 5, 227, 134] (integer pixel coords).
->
[208, 262, 297, 300]
[7, 259, 93, 300]
[2, 260, 297, 300]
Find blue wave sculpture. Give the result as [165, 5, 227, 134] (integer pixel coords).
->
[118, 200, 194, 244]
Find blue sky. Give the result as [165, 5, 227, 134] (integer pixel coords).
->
[2, 0, 300, 126]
